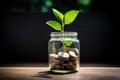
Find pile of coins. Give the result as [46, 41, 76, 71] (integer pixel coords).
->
[49, 48, 79, 70]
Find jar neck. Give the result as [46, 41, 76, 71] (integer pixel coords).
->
[50, 32, 78, 39]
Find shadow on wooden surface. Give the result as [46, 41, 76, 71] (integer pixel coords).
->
[0, 67, 120, 80]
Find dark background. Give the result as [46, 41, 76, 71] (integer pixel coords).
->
[0, 0, 119, 65]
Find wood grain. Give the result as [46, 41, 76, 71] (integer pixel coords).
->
[0, 67, 120, 80]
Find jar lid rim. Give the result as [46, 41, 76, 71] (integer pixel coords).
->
[50, 32, 78, 36]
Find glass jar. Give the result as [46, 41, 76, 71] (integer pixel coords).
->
[48, 32, 80, 73]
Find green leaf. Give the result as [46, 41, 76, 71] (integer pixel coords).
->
[64, 10, 79, 24]
[64, 40, 73, 46]
[52, 8, 64, 22]
[46, 21, 61, 31]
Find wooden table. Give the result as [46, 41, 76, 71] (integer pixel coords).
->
[0, 67, 120, 80]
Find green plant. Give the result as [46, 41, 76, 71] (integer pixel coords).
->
[46, 8, 79, 51]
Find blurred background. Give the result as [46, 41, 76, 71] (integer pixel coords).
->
[0, 0, 119, 65]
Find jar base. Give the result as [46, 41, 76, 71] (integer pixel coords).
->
[50, 70, 77, 74]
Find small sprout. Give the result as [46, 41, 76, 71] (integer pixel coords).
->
[46, 8, 79, 50]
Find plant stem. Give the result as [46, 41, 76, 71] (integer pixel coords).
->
[61, 21, 66, 52]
